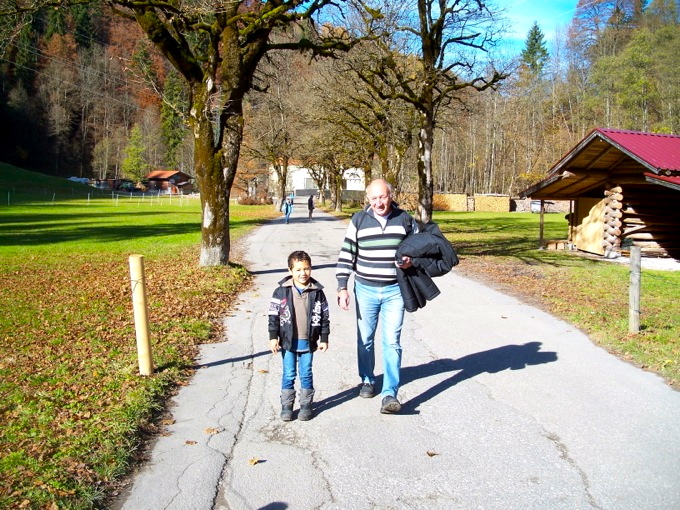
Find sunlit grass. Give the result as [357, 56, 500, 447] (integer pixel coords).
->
[0, 181, 278, 508]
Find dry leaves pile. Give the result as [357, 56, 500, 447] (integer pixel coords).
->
[0, 248, 251, 508]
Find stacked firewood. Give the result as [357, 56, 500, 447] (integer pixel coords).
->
[603, 185, 623, 256]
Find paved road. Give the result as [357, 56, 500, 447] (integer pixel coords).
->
[115, 204, 680, 510]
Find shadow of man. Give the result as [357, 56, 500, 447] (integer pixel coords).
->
[311, 342, 556, 417]
[400, 342, 558, 414]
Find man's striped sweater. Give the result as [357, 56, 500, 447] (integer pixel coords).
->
[336, 206, 418, 290]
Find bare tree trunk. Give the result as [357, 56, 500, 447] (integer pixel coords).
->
[332, 171, 343, 212]
[416, 111, 434, 224]
[274, 157, 290, 211]
[190, 81, 244, 266]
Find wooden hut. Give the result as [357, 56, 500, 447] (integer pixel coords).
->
[145, 170, 193, 194]
[521, 128, 680, 259]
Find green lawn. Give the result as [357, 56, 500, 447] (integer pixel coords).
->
[0, 166, 280, 509]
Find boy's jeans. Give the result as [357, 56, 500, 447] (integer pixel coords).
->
[281, 350, 313, 390]
[354, 281, 405, 398]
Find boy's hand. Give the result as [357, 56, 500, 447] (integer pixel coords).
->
[269, 339, 280, 353]
[318, 342, 328, 352]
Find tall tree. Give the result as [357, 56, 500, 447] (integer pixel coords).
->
[520, 22, 549, 77]
[160, 68, 188, 169]
[121, 123, 148, 181]
[244, 49, 310, 210]
[0, 1, 353, 266]
[350, 0, 506, 224]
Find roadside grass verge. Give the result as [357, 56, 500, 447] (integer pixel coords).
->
[435, 211, 680, 388]
[0, 185, 279, 509]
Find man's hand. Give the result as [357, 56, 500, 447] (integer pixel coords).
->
[337, 289, 350, 311]
[269, 339, 280, 354]
[318, 342, 328, 352]
[396, 256, 413, 269]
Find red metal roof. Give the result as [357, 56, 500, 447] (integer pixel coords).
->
[146, 170, 186, 180]
[596, 128, 680, 172]
[644, 172, 680, 191]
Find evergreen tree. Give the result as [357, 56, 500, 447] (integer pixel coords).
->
[520, 22, 549, 77]
[121, 125, 149, 181]
[44, 7, 67, 39]
[73, 5, 102, 49]
[14, 23, 39, 88]
[160, 68, 188, 169]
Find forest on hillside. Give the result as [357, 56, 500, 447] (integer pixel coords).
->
[1, 0, 678, 199]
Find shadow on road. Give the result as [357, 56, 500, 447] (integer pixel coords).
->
[192, 350, 270, 369]
[400, 341, 558, 414]
[250, 263, 336, 276]
[314, 341, 557, 417]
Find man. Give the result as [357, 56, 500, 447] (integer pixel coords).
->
[336, 179, 418, 414]
[307, 194, 315, 219]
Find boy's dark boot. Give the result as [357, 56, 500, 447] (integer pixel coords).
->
[298, 388, 315, 421]
[280, 389, 296, 421]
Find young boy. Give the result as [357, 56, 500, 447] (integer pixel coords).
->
[268, 251, 330, 421]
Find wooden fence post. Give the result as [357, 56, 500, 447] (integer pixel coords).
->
[538, 200, 545, 248]
[129, 254, 154, 375]
[629, 246, 641, 334]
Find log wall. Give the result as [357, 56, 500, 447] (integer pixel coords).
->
[618, 184, 680, 258]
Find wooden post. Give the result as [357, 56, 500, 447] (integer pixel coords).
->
[129, 255, 154, 375]
[539, 200, 545, 248]
[629, 246, 641, 334]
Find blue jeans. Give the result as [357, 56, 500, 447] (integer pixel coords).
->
[281, 350, 313, 390]
[354, 281, 405, 398]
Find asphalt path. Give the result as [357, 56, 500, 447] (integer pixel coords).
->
[114, 204, 680, 510]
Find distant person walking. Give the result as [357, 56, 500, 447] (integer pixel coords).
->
[335, 179, 418, 414]
[307, 195, 315, 219]
[282, 197, 293, 224]
[268, 251, 330, 421]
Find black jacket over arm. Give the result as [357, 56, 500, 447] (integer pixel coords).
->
[395, 221, 459, 312]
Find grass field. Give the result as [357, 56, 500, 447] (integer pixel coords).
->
[2, 166, 678, 509]
[0, 164, 280, 509]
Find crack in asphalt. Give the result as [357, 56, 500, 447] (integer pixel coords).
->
[545, 432, 603, 510]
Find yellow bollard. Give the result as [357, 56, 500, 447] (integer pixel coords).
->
[129, 254, 154, 375]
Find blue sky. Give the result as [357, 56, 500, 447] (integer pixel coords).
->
[502, 0, 578, 50]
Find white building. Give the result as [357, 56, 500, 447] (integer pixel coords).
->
[269, 164, 365, 196]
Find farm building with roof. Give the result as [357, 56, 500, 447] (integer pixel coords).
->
[521, 128, 680, 259]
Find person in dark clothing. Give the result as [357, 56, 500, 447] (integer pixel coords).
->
[308, 194, 315, 219]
